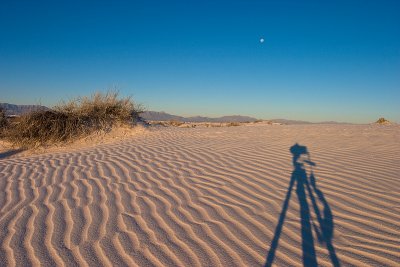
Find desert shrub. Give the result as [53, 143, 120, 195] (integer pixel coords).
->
[0, 106, 8, 136]
[0, 106, 6, 126]
[168, 120, 184, 127]
[227, 122, 241, 127]
[5, 91, 143, 148]
[376, 117, 389, 124]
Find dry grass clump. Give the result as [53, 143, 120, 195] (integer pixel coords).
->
[148, 120, 184, 127]
[375, 117, 390, 124]
[4, 92, 143, 148]
[0, 107, 8, 137]
[167, 120, 184, 127]
[0, 107, 6, 126]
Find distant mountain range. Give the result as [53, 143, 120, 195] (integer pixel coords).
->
[0, 103, 49, 115]
[141, 111, 258, 123]
[0, 103, 351, 124]
[0, 104, 259, 122]
[140, 112, 352, 124]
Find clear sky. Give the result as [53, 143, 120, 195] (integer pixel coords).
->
[1, 0, 399, 123]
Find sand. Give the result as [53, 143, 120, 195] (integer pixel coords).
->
[0, 123, 399, 266]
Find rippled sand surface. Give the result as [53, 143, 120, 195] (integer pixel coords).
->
[1, 124, 399, 266]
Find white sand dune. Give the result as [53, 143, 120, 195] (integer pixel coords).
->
[1, 124, 399, 266]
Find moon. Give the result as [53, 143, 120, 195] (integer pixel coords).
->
[260, 38, 265, 43]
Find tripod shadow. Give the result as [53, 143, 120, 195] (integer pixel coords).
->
[265, 143, 340, 267]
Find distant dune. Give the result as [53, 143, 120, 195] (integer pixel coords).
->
[270, 119, 352, 125]
[1, 124, 399, 266]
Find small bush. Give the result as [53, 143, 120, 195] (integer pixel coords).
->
[0, 107, 6, 126]
[4, 92, 143, 148]
[227, 122, 241, 127]
[168, 120, 184, 127]
[376, 117, 389, 124]
[0, 106, 8, 136]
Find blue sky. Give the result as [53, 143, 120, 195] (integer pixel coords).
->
[1, 0, 399, 123]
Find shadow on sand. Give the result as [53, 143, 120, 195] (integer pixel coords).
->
[265, 143, 340, 267]
[0, 149, 24, 159]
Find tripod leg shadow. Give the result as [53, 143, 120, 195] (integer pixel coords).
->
[264, 144, 340, 267]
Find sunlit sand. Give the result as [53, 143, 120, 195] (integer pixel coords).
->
[1, 123, 399, 266]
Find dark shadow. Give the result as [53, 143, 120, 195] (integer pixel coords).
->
[307, 171, 340, 266]
[265, 143, 340, 267]
[0, 149, 24, 159]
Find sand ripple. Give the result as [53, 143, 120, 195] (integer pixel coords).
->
[1, 124, 399, 266]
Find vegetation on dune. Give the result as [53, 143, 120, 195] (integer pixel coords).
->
[227, 122, 241, 127]
[168, 120, 184, 127]
[0, 106, 8, 137]
[2, 92, 143, 148]
[375, 117, 390, 124]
